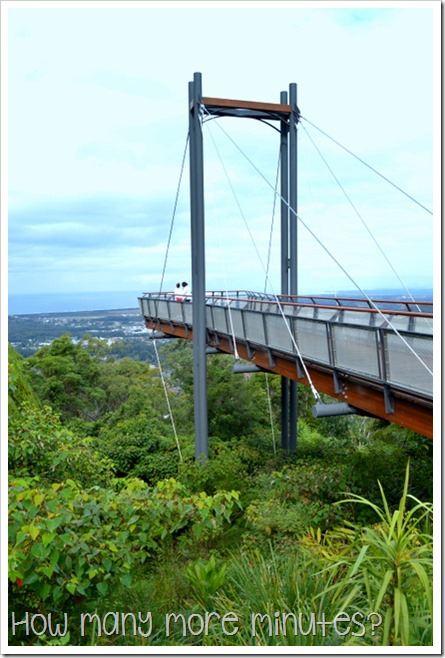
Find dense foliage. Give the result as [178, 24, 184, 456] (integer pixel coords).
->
[8, 335, 434, 647]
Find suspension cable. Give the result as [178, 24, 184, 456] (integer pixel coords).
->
[152, 339, 183, 463]
[202, 110, 433, 378]
[204, 116, 282, 451]
[265, 152, 281, 289]
[299, 116, 433, 216]
[159, 133, 190, 293]
[264, 153, 280, 455]
[205, 161, 240, 362]
[301, 122, 430, 319]
[151, 132, 190, 463]
[202, 107, 322, 401]
[265, 374, 277, 455]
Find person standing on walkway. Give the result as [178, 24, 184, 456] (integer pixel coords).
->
[174, 282, 183, 301]
[182, 281, 191, 301]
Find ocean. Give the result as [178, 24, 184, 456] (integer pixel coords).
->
[8, 288, 433, 316]
[8, 291, 141, 316]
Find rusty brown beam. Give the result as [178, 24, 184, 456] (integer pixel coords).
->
[201, 96, 292, 116]
[144, 319, 433, 439]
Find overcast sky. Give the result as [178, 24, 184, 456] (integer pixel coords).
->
[4, 1, 439, 306]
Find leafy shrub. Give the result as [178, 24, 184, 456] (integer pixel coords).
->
[8, 476, 242, 636]
[95, 413, 182, 484]
[186, 554, 228, 607]
[345, 446, 420, 522]
[178, 440, 250, 496]
[96, 413, 161, 474]
[244, 461, 349, 543]
[131, 447, 180, 484]
[8, 477, 135, 617]
[9, 402, 114, 488]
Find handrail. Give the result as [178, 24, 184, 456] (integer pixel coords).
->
[138, 290, 434, 436]
[140, 291, 433, 319]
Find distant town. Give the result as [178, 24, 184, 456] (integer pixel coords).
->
[8, 288, 433, 360]
[8, 308, 157, 360]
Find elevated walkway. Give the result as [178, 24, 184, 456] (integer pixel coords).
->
[139, 291, 433, 438]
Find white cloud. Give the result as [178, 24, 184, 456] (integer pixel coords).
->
[5, 2, 436, 303]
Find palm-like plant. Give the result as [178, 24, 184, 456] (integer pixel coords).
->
[321, 461, 433, 645]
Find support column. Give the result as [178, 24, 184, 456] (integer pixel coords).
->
[280, 90, 290, 451]
[189, 72, 208, 459]
[288, 82, 298, 451]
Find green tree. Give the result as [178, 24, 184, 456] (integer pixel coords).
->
[8, 344, 39, 419]
[25, 334, 105, 422]
[161, 342, 275, 441]
[8, 344, 114, 488]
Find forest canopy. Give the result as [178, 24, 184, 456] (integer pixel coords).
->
[8, 334, 433, 647]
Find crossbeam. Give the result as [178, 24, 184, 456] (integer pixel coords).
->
[201, 96, 292, 120]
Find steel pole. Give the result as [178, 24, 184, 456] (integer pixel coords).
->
[289, 82, 298, 451]
[189, 72, 208, 459]
[280, 90, 290, 451]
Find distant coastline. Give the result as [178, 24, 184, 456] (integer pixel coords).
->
[8, 288, 433, 317]
[8, 291, 142, 316]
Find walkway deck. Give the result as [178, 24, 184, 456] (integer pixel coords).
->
[139, 291, 433, 438]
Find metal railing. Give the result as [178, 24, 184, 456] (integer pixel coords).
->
[139, 291, 433, 398]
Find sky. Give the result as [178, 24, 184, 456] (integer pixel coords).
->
[3, 0, 439, 312]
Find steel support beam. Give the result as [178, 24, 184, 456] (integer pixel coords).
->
[280, 91, 289, 300]
[189, 73, 208, 459]
[280, 90, 290, 452]
[288, 82, 299, 452]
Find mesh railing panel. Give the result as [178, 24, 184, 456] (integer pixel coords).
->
[182, 303, 193, 323]
[208, 306, 228, 334]
[295, 307, 342, 323]
[385, 333, 433, 395]
[333, 325, 380, 378]
[339, 311, 376, 327]
[168, 302, 185, 323]
[294, 319, 330, 363]
[411, 317, 433, 336]
[230, 309, 245, 339]
[264, 314, 294, 353]
[156, 300, 170, 321]
[244, 311, 266, 344]
[380, 315, 413, 332]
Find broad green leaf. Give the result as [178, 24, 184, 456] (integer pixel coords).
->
[39, 583, 51, 600]
[33, 493, 45, 506]
[120, 572, 132, 587]
[66, 582, 76, 595]
[97, 581, 108, 596]
[23, 525, 40, 540]
[42, 532, 56, 547]
[382, 607, 393, 646]
[45, 517, 63, 533]
[42, 565, 54, 578]
[349, 544, 369, 578]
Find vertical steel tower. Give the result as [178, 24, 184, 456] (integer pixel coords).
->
[188, 72, 299, 458]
